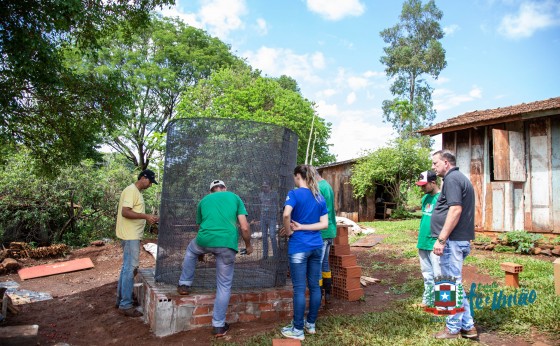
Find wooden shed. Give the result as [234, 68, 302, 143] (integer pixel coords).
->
[317, 159, 391, 222]
[419, 96, 560, 234]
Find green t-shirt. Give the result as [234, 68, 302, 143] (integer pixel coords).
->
[195, 191, 247, 252]
[319, 179, 337, 239]
[417, 192, 440, 250]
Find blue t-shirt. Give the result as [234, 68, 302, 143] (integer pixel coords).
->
[284, 188, 328, 255]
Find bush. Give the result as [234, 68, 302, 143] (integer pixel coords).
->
[0, 149, 161, 246]
[499, 230, 543, 254]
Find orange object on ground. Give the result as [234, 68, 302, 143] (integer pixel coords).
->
[18, 258, 94, 280]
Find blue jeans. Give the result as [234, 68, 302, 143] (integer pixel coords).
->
[261, 216, 278, 258]
[289, 248, 322, 330]
[179, 239, 236, 328]
[117, 240, 140, 310]
[440, 240, 475, 333]
[321, 239, 333, 273]
[418, 249, 441, 305]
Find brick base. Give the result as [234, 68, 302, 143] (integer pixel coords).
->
[135, 268, 293, 337]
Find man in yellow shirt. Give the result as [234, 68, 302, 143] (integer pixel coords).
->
[116, 169, 159, 317]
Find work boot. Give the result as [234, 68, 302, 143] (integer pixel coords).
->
[177, 285, 190, 295]
[212, 323, 230, 337]
[433, 327, 460, 339]
[461, 326, 478, 338]
[120, 307, 142, 317]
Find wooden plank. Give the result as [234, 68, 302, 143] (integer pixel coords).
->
[456, 130, 471, 179]
[492, 128, 510, 181]
[484, 183, 493, 231]
[18, 258, 94, 280]
[509, 130, 526, 182]
[442, 132, 456, 153]
[529, 119, 551, 231]
[551, 116, 560, 233]
[471, 127, 485, 231]
[513, 183, 525, 231]
[504, 182, 514, 232]
[491, 182, 505, 231]
[523, 122, 533, 231]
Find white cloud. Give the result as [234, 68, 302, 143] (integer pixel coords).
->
[243, 47, 326, 83]
[329, 114, 395, 160]
[433, 86, 483, 112]
[306, 0, 366, 21]
[256, 18, 268, 35]
[159, 0, 247, 39]
[316, 89, 337, 99]
[315, 100, 339, 118]
[363, 70, 384, 78]
[347, 76, 368, 90]
[443, 24, 460, 36]
[432, 76, 450, 85]
[346, 92, 357, 105]
[498, 0, 560, 39]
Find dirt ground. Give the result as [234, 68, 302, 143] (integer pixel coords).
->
[1, 239, 557, 346]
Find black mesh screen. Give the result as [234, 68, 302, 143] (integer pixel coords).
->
[155, 118, 298, 288]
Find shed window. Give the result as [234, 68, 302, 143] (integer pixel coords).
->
[490, 128, 526, 182]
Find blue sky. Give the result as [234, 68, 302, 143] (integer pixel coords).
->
[160, 0, 560, 161]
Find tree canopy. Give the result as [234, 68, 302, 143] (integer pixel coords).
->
[177, 67, 335, 165]
[380, 0, 446, 140]
[351, 138, 431, 208]
[0, 0, 174, 172]
[92, 15, 244, 169]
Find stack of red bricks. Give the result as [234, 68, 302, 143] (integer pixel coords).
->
[329, 224, 364, 301]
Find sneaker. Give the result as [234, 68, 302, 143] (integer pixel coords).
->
[177, 285, 190, 295]
[120, 307, 143, 317]
[281, 326, 304, 340]
[304, 321, 316, 334]
[460, 326, 478, 338]
[212, 323, 230, 337]
[433, 327, 460, 339]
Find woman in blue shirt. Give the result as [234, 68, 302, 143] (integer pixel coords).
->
[280, 164, 328, 340]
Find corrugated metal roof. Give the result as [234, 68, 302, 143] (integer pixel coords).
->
[317, 158, 358, 170]
[418, 96, 560, 135]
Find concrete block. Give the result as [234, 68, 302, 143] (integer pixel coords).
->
[0, 325, 39, 346]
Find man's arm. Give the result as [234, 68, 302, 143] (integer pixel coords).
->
[433, 205, 462, 255]
[121, 207, 159, 225]
[237, 214, 253, 255]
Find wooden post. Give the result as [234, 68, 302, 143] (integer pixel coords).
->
[554, 258, 560, 296]
[500, 262, 523, 288]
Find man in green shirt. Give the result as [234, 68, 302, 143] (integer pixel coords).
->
[415, 170, 441, 308]
[312, 167, 337, 305]
[177, 180, 253, 337]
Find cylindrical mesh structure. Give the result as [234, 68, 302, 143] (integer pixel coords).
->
[155, 118, 298, 289]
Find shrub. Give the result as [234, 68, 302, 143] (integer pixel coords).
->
[499, 230, 543, 254]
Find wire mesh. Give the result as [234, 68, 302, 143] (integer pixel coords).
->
[155, 118, 298, 289]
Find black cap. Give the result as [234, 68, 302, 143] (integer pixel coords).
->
[139, 169, 158, 184]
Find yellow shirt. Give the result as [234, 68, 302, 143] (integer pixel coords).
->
[115, 183, 146, 240]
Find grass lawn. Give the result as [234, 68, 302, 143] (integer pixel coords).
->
[223, 219, 560, 345]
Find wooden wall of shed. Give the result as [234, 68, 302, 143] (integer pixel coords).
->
[318, 164, 376, 222]
[440, 115, 560, 234]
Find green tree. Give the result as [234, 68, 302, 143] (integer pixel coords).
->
[177, 67, 335, 165]
[0, 0, 173, 172]
[94, 16, 243, 170]
[380, 0, 446, 140]
[351, 138, 431, 208]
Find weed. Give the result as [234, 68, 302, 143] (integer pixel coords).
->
[499, 230, 543, 254]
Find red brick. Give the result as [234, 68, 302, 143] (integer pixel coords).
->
[259, 302, 274, 311]
[192, 315, 213, 326]
[333, 287, 364, 301]
[260, 310, 279, 320]
[329, 254, 357, 267]
[334, 236, 348, 245]
[196, 294, 217, 305]
[238, 313, 258, 322]
[242, 293, 261, 302]
[336, 225, 349, 239]
[273, 339, 302, 346]
[226, 312, 239, 323]
[279, 310, 292, 319]
[500, 262, 523, 273]
[332, 276, 361, 290]
[193, 306, 211, 315]
[332, 265, 362, 278]
[278, 290, 293, 299]
[331, 244, 351, 256]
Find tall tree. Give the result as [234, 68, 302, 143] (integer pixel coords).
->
[380, 0, 446, 140]
[0, 0, 173, 172]
[177, 67, 335, 165]
[94, 16, 243, 169]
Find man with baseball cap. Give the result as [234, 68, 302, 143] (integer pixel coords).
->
[177, 179, 253, 337]
[415, 170, 441, 308]
[116, 169, 159, 317]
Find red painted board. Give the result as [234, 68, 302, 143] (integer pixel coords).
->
[18, 258, 94, 280]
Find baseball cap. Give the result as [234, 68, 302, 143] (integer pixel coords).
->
[139, 169, 158, 184]
[209, 179, 226, 190]
[415, 170, 437, 186]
